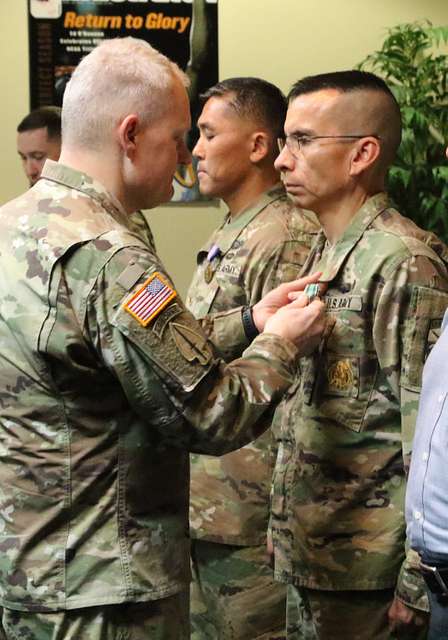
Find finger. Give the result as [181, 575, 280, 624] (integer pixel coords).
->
[287, 291, 309, 304]
[286, 293, 317, 309]
[280, 272, 323, 295]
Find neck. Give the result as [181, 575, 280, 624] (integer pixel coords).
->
[58, 146, 131, 213]
[225, 167, 279, 218]
[317, 185, 382, 245]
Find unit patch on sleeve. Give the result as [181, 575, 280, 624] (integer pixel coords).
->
[123, 272, 177, 326]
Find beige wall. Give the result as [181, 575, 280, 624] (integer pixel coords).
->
[1, 0, 447, 295]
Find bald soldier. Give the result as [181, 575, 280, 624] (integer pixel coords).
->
[0, 38, 326, 639]
[16, 105, 155, 250]
[187, 77, 319, 639]
[271, 70, 448, 639]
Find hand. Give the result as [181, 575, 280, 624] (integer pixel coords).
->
[252, 272, 322, 332]
[388, 597, 428, 638]
[264, 296, 326, 357]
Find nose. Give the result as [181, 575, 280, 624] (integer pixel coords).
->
[25, 158, 40, 182]
[274, 145, 295, 173]
[192, 136, 204, 160]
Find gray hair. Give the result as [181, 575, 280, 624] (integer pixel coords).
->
[62, 37, 189, 150]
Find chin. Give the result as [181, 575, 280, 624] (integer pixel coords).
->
[286, 192, 304, 206]
[198, 183, 219, 199]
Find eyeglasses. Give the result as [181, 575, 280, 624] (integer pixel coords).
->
[277, 133, 381, 157]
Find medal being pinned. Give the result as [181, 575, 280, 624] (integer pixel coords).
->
[204, 244, 221, 283]
[304, 283, 321, 303]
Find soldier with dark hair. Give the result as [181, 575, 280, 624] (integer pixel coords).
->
[17, 106, 62, 185]
[272, 69, 448, 639]
[188, 76, 319, 639]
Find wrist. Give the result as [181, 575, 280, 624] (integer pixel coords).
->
[241, 306, 260, 340]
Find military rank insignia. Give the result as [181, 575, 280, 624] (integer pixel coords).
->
[327, 359, 354, 390]
[124, 272, 177, 326]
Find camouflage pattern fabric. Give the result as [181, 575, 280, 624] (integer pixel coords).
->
[187, 186, 318, 638]
[190, 540, 286, 640]
[271, 193, 448, 613]
[187, 184, 319, 545]
[0, 592, 189, 640]
[0, 161, 300, 613]
[285, 585, 427, 640]
[187, 185, 319, 365]
[129, 210, 157, 253]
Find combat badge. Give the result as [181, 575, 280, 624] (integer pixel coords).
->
[123, 272, 176, 327]
[327, 359, 354, 391]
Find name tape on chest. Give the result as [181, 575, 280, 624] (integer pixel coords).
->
[324, 295, 362, 311]
[123, 272, 177, 327]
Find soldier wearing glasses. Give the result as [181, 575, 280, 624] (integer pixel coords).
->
[271, 70, 448, 639]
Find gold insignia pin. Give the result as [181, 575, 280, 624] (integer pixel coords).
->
[204, 263, 215, 283]
[327, 359, 354, 390]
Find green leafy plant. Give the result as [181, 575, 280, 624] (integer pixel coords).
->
[359, 22, 448, 241]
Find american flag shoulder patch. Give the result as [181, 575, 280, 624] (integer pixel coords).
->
[123, 272, 177, 327]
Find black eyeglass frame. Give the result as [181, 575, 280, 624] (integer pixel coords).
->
[277, 133, 381, 156]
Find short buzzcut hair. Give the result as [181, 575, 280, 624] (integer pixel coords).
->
[62, 37, 189, 151]
[201, 77, 287, 140]
[288, 70, 397, 104]
[288, 70, 402, 164]
[17, 107, 62, 141]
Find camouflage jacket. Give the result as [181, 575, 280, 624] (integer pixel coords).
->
[130, 210, 157, 253]
[0, 162, 300, 611]
[271, 193, 448, 606]
[186, 185, 319, 545]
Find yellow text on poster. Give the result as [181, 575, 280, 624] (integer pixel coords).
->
[64, 12, 191, 34]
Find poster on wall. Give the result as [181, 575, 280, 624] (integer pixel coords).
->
[28, 0, 218, 202]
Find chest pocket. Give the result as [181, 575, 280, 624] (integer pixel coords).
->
[302, 311, 378, 433]
[198, 264, 245, 315]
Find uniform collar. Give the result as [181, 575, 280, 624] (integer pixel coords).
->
[315, 192, 390, 282]
[196, 183, 286, 264]
[41, 160, 130, 228]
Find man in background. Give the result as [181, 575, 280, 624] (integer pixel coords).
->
[271, 70, 448, 639]
[16, 105, 155, 251]
[188, 76, 320, 639]
[17, 106, 61, 186]
[406, 146, 448, 639]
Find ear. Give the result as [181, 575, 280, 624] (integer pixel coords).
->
[249, 131, 270, 163]
[117, 114, 139, 159]
[349, 137, 380, 176]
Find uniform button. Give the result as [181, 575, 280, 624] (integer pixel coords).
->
[439, 394, 444, 402]
[422, 452, 429, 461]
[414, 511, 422, 520]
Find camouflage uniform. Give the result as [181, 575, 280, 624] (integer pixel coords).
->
[270, 193, 448, 639]
[0, 162, 301, 639]
[186, 185, 319, 639]
[130, 210, 157, 253]
[0, 593, 189, 640]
